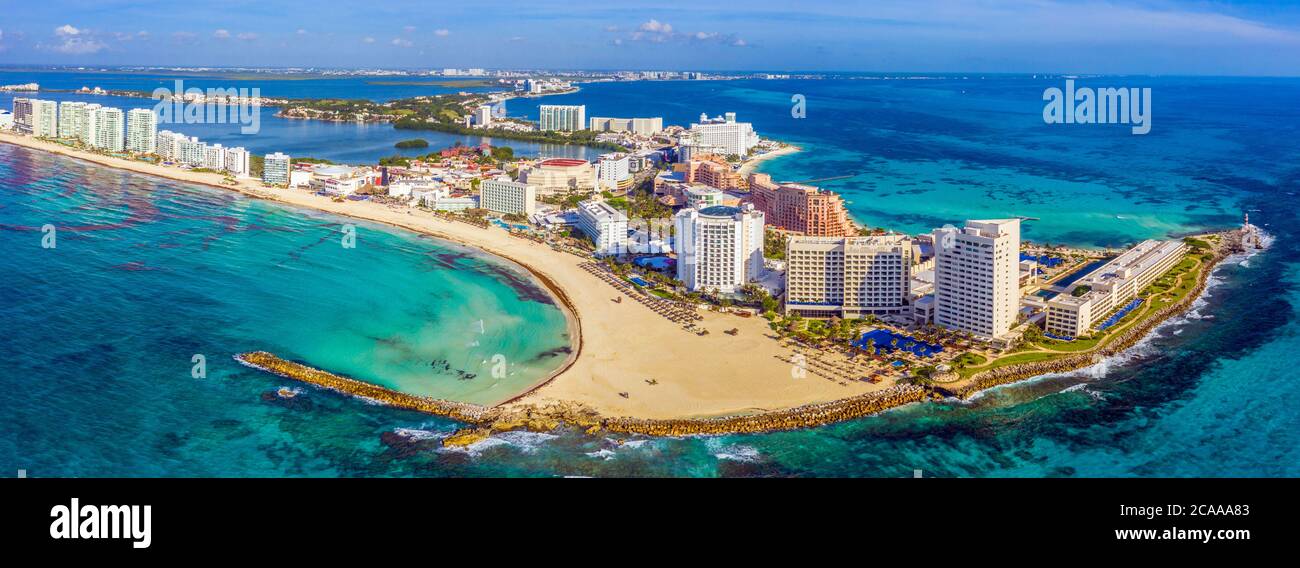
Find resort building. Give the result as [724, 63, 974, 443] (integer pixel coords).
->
[31, 99, 59, 138]
[519, 158, 597, 195]
[686, 112, 759, 157]
[576, 199, 629, 256]
[203, 144, 226, 171]
[588, 116, 664, 136]
[178, 137, 205, 166]
[91, 107, 125, 152]
[472, 105, 493, 128]
[58, 102, 88, 141]
[308, 165, 368, 195]
[1044, 239, 1186, 337]
[126, 108, 157, 154]
[932, 219, 1022, 340]
[685, 185, 724, 209]
[479, 177, 537, 216]
[673, 204, 765, 294]
[684, 158, 744, 190]
[784, 234, 913, 319]
[224, 146, 251, 177]
[79, 104, 102, 145]
[748, 173, 856, 237]
[596, 153, 632, 191]
[156, 130, 180, 160]
[263, 152, 292, 186]
[11, 98, 33, 134]
[538, 104, 586, 132]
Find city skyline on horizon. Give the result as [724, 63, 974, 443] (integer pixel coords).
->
[1, 1, 1299, 76]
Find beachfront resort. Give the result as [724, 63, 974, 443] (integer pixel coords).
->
[1, 87, 1253, 440]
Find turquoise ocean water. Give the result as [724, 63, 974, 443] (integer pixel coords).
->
[2, 73, 1298, 476]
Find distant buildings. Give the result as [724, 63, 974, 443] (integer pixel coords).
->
[480, 177, 537, 216]
[576, 199, 629, 256]
[263, 152, 292, 186]
[596, 153, 631, 191]
[126, 109, 157, 154]
[784, 235, 912, 319]
[519, 158, 596, 195]
[674, 204, 765, 293]
[1045, 239, 1185, 337]
[933, 219, 1021, 340]
[588, 116, 663, 136]
[748, 173, 856, 237]
[539, 104, 586, 132]
[686, 112, 758, 157]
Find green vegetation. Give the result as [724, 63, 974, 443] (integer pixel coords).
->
[395, 138, 430, 149]
[764, 229, 788, 260]
[1072, 285, 1092, 297]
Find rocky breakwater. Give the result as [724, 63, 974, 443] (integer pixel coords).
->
[237, 351, 929, 446]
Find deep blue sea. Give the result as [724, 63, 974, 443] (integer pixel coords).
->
[3, 72, 1298, 476]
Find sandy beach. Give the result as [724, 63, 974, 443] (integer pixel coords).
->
[738, 144, 802, 177]
[0, 132, 893, 421]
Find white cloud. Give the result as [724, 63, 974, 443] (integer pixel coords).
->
[296, 29, 307, 35]
[55, 24, 82, 37]
[236, 32, 258, 41]
[621, 19, 746, 47]
[391, 37, 413, 48]
[49, 24, 106, 54]
[434, 29, 450, 37]
[363, 36, 376, 44]
[403, 25, 416, 33]
[638, 19, 672, 34]
[213, 29, 231, 39]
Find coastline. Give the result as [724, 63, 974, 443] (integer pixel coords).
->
[0, 132, 1236, 444]
[738, 144, 802, 177]
[1, 132, 895, 424]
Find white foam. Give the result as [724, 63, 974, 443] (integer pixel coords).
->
[706, 438, 762, 462]
[438, 430, 559, 457]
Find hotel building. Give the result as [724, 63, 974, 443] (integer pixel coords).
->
[12, 98, 33, 134]
[472, 105, 493, 128]
[596, 153, 631, 191]
[203, 144, 226, 171]
[932, 219, 1022, 340]
[91, 107, 125, 152]
[684, 159, 745, 190]
[674, 204, 765, 294]
[576, 199, 629, 256]
[748, 173, 856, 237]
[79, 104, 102, 145]
[784, 234, 912, 319]
[589, 116, 663, 136]
[263, 152, 292, 186]
[519, 158, 597, 195]
[126, 109, 157, 154]
[538, 105, 586, 132]
[686, 112, 759, 157]
[58, 102, 88, 140]
[1044, 239, 1186, 337]
[31, 99, 59, 138]
[479, 177, 537, 216]
[178, 137, 205, 166]
[224, 146, 251, 177]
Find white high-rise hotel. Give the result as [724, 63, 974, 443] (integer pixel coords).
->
[479, 177, 537, 216]
[576, 199, 628, 256]
[932, 219, 1021, 339]
[784, 234, 912, 319]
[92, 107, 125, 152]
[538, 105, 586, 132]
[687, 112, 759, 157]
[674, 204, 765, 294]
[126, 109, 157, 154]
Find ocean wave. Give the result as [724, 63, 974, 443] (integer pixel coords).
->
[438, 430, 559, 457]
[706, 438, 762, 462]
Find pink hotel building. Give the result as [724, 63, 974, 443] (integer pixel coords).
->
[747, 173, 857, 237]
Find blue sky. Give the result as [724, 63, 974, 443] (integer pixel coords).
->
[1, 0, 1298, 74]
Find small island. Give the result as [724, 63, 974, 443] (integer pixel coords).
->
[394, 138, 430, 149]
